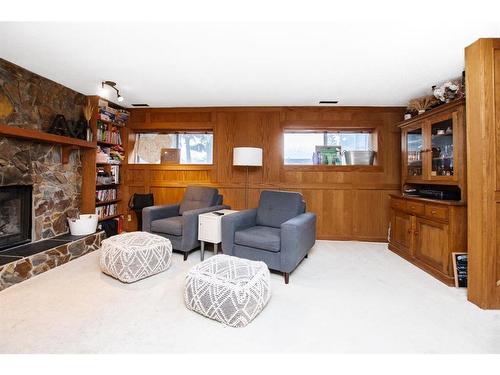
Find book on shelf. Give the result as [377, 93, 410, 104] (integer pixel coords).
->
[96, 167, 118, 185]
[114, 216, 123, 233]
[116, 109, 130, 123]
[96, 121, 122, 144]
[95, 203, 118, 218]
[96, 188, 117, 202]
[110, 165, 120, 184]
[98, 99, 130, 125]
[96, 145, 124, 164]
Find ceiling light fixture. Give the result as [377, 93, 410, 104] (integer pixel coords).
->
[101, 81, 124, 102]
[319, 100, 339, 104]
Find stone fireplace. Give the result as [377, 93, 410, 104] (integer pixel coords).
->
[0, 139, 81, 241]
[0, 57, 85, 241]
[0, 185, 32, 250]
[0, 58, 105, 291]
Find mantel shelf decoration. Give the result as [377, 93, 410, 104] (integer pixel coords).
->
[48, 114, 90, 141]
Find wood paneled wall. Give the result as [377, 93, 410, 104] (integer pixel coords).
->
[124, 106, 405, 241]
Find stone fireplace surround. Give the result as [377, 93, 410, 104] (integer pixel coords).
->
[1, 58, 86, 241]
[0, 231, 105, 291]
[0, 140, 105, 291]
[0, 58, 101, 290]
[0, 138, 81, 240]
[0, 139, 103, 291]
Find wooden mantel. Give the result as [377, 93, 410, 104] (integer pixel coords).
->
[0, 123, 96, 163]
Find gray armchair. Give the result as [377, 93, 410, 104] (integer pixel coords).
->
[142, 186, 229, 260]
[221, 190, 316, 284]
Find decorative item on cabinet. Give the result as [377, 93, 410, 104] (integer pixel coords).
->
[433, 79, 464, 103]
[407, 95, 440, 115]
[403, 73, 464, 121]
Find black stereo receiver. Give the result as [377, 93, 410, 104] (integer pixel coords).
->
[418, 189, 460, 201]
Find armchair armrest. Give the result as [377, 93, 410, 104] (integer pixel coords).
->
[142, 204, 180, 232]
[221, 209, 258, 255]
[181, 205, 230, 250]
[280, 213, 316, 272]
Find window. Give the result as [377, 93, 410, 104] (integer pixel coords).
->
[132, 132, 213, 164]
[284, 130, 374, 165]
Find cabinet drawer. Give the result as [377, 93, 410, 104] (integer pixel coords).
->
[406, 201, 425, 215]
[425, 204, 449, 221]
[391, 198, 407, 211]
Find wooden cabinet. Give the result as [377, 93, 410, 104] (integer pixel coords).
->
[400, 99, 466, 195]
[389, 99, 467, 286]
[389, 195, 466, 285]
[414, 217, 448, 272]
[389, 209, 413, 255]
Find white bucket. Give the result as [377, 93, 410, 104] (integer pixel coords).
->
[68, 214, 98, 236]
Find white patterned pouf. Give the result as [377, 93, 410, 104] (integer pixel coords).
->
[184, 254, 271, 327]
[100, 231, 172, 283]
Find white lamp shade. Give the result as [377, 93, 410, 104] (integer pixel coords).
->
[233, 147, 263, 166]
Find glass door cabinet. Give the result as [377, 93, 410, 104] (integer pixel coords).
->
[429, 114, 456, 180]
[406, 126, 424, 178]
[402, 110, 460, 183]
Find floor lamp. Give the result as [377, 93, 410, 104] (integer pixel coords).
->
[233, 147, 263, 208]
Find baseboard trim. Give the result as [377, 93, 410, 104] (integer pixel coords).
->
[317, 235, 387, 242]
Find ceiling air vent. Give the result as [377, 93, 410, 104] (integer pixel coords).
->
[319, 100, 339, 104]
[131, 103, 150, 107]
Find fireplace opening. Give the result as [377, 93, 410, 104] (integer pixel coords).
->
[0, 185, 32, 250]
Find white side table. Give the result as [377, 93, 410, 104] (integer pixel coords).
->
[198, 209, 238, 261]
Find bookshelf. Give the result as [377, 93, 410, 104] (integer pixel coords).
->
[80, 96, 129, 234]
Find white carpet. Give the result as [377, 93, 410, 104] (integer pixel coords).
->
[0, 240, 499, 353]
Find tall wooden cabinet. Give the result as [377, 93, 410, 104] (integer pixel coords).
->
[465, 38, 500, 309]
[389, 99, 467, 286]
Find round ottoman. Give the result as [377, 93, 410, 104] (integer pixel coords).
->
[184, 254, 271, 327]
[100, 231, 172, 283]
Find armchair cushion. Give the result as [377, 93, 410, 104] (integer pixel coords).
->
[151, 216, 183, 236]
[221, 209, 258, 255]
[235, 226, 281, 253]
[256, 190, 305, 228]
[179, 186, 219, 215]
[142, 204, 180, 232]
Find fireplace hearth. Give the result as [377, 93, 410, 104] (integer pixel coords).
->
[0, 185, 32, 251]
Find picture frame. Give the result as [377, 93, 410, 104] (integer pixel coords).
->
[160, 148, 180, 164]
